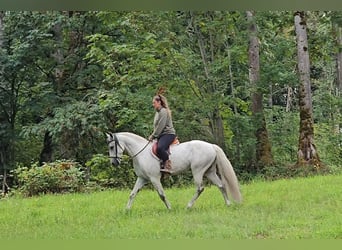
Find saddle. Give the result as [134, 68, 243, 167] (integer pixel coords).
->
[152, 137, 180, 158]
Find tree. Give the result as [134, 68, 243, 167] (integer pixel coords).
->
[1, 11, 341, 190]
[247, 11, 273, 169]
[186, 11, 228, 150]
[0, 10, 8, 194]
[20, 11, 107, 164]
[332, 12, 342, 94]
[294, 11, 322, 167]
[336, 22, 342, 93]
[0, 11, 3, 47]
[0, 11, 48, 191]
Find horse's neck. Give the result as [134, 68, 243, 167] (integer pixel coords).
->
[120, 133, 147, 157]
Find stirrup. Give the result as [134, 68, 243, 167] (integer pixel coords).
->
[160, 168, 172, 174]
[160, 160, 172, 173]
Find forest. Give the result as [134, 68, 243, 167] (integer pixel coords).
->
[0, 11, 342, 195]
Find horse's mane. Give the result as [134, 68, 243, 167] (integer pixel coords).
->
[118, 132, 148, 143]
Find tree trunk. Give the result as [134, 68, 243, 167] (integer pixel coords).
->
[247, 11, 273, 169]
[294, 11, 321, 167]
[1, 151, 8, 195]
[38, 12, 66, 162]
[2, 168, 8, 195]
[225, 41, 238, 114]
[286, 85, 293, 112]
[336, 25, 342, 94]
[35, 14, 65, 163]
[336, 22, 342, 138]
[0, 12, 6, 194]
[51, 16, 65, 93]
[211, 108, 226, 151]
[0, 11, 4, 47]
[39, 131, 53, 165]
[191, 12, 226, 151]
[0, 12, 10, 194]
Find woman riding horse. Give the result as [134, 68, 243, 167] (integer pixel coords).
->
[148, 94, 176, 173]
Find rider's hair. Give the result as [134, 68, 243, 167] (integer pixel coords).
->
[154, 94, 172, 117]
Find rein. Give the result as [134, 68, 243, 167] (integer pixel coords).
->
[131, 141, 151, 158]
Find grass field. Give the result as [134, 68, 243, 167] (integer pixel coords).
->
[0, 174, 341, 239]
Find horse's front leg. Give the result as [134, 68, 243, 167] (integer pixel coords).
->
[150, 177, 171, 209]
[126, 177, 147, 210]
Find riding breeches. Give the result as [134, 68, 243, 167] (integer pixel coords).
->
[157, 134, 176, 162]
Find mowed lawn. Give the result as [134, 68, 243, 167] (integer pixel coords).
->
[0, 174, 341, 239]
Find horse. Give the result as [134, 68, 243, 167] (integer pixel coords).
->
[106, 132, 242, 209]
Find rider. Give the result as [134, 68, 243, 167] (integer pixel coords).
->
[148, 94, 176, 173]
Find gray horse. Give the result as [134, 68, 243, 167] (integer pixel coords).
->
[106, 132, 242, 209]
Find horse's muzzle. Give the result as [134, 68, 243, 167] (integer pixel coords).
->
[111, 157, 121, 166]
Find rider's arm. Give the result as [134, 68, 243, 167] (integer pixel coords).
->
[151, 108, 167, 139]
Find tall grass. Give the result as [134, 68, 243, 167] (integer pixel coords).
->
[0, 174, 341, 239]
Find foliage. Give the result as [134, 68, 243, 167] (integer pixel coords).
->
[315, 122, 342, 166]
[1, 11, 342, 190]
[84, 153, 194, 189]
[265, 107, 299, 164]
[85, 154, 136, 189]
[13, 160, 85, 197]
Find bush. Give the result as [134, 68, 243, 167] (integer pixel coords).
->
[85, 154, 197, 189]
[13, 160, 85, 197]
[85, 154, 136, 189]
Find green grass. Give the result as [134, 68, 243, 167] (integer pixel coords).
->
[0, 174, 341, 239]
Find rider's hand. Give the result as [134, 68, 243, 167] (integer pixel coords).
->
[148, 135, 154, 141]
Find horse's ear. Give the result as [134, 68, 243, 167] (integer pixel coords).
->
[105, 132, 112, 140]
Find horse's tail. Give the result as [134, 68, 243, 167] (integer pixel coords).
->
[213, 145, 242, 203]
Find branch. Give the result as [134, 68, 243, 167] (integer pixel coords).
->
[34, 62, 52, 78]
[224, 41, 237, 114]
[167, 49, 203, 100]
[190, 12, 210, 80]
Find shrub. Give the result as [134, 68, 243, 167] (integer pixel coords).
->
[85, 154, 136, 189]
[85, 154, 197, 189]
[13, 160, 85, 197]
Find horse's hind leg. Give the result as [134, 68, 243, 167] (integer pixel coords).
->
[126, 177, 147, 209]
[187, 174, 205, 209]
[187, 185, 204, 209]
[150, 178, 171, 209]
[205, 168, 231, 206]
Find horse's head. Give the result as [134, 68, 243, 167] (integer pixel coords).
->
[106, 132, 124, 166]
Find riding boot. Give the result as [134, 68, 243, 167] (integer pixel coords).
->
[160, 160, 172, 173]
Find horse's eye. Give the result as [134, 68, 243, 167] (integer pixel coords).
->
[110, 146, 114, 150]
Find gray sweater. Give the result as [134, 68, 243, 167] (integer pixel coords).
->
[152, 107, 176, 139]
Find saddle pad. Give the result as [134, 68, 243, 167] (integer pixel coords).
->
[152, 137, 180, 158]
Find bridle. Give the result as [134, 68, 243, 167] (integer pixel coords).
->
[108, 134, 150, 162]
[108, 134, 124, 162]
